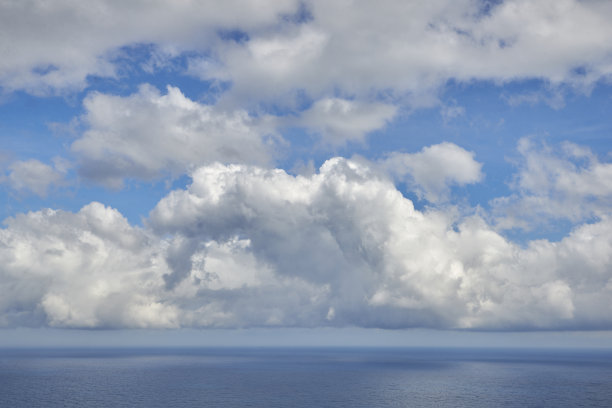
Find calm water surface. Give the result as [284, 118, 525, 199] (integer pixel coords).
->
[1, 347, 611, 407]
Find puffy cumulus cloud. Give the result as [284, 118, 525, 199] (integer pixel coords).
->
[1, 155, 611, 331]
[492, 138, 612, 230]
[72, 84, 278, 188]
[148, 157, 612, 330]
[196, 0, 612, 105]
[5, 158, 67, 197]
[295, 98, 397, 145]
[0, 0, 297, 94]
[72, 88, 396, 184]
[0, 202, 177, 328]
[381, 142, 483, 203]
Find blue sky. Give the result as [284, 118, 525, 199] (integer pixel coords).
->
[1, 0, 612, 346]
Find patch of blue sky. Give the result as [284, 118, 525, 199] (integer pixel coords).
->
[87, 44, 225, 103]
[0, 45, 229, 221]
[323, 78, 611, 240]
[2, 45, 611, 239]
[502, 218, 595, 247]
[280, 1, 314, 25]
[1, 173, 191, 227]
[0, 91, 78, 159]
[71, 175, 191, 226]
[217, 29, 250, 44]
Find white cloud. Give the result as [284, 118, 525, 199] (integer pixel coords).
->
[492, 138, 612, 229]
[3, 0, 612, 107]
[381, 142, 483, 202]
[1, 1, 611, 335]
[72, 87, 396, 185]
[0, 0, 297, 94]
[72, 84, 279, 187]
[194, 0, 612, 106]
[147, 157, 612, 330]
[0, 202, 176, 328]
[295, 98, 397, 145]
[5, 159, 66, 197]
[1, 151, 611, 331]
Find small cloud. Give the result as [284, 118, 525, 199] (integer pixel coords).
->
[502, 88, 565, 110]
[491, 138, 612, 230]
[296, 98, 397, 145]
[5, 158, 67, 197]
[440, 103, 465, 123]
[381, 142, 484, 203]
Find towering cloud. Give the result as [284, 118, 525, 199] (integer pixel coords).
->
[2, 154, 611, 330]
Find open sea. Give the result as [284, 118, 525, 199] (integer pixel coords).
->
[1, 347, 612, 407]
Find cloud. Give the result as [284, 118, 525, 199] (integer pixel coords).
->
[502, 88, 566, 109]
[72, 84, 279, 188]
[3, 0, 612, 107]
[71, 86, 395, 187]
[492, 138, 612, 229]
[0, 202, 175, 328]
[5, 158, 67, 197]
[0, 0, 297, 94]
[146, 157, 612, 330]
[194, 0, 612, 106]
[381, 142, 484, 203]
[295, 98, 397, 145]
[1, 150, 611, 331]
[1, 2, 611, 335]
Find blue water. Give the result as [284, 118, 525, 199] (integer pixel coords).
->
[1, 347, 612, 407]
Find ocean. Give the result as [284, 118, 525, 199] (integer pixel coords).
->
[1, 347, 611, 407]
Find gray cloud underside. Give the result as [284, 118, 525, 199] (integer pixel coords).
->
[1, 157, 610, 330]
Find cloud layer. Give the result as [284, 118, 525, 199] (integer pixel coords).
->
[0, 0, 296, 94]
[176, 0, 612, 105]
[2, 155, 611, 330]
[4, 0, 612, 102]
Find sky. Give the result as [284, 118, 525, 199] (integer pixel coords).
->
[1, 0, 612, 347]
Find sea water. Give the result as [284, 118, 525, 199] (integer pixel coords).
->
[1, 347, 612, 407]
